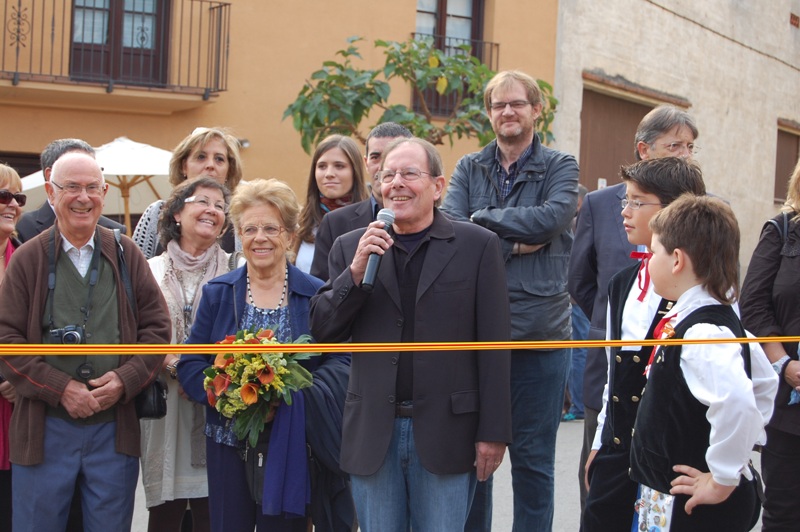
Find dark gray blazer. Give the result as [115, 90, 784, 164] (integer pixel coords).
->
[16, 201, 126, 243]
[567, 183, 636, 412]
[310, 209, 512, 476]
[310, 198, 375, 282]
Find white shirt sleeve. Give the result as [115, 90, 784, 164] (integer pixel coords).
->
[680, 324, 778, 486]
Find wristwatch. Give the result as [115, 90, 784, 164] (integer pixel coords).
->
[166, 358, 180, 380]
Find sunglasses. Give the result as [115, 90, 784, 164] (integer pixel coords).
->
[0, 189, 26, 207]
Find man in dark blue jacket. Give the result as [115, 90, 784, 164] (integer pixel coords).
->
[441, 70, 579, 532]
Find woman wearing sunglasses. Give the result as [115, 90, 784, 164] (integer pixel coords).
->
[0, 162, 25, 531]
[0, 164, 25, 283]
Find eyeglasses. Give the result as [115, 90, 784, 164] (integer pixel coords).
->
[489, 100, 531, 112]
[50, 181, 107, 197]
[621, 198, 666, 210]
[379, 168, 432, 184]
[185, 195, 229, 213]
[0, 189, 26, 207]
[659, 142, 699, 155]
[241, 224, 286, 238]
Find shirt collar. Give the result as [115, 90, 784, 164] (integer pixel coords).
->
[61, 234, 95, 254]
[494, 140, 535, 173]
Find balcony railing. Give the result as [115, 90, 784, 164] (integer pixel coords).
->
[1, 0, 230, 98]
[411, 32, 499, 117]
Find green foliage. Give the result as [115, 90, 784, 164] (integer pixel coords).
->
[283, 36, 559, 154]
[536, 79, 558, 146]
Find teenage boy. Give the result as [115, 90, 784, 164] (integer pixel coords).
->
[582, 157, 706, 531]
[630, 195, 777, 531]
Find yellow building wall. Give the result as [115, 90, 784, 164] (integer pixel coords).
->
[0, 0, 558, 207]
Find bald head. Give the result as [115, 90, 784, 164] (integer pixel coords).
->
[47, 152, 107, 246]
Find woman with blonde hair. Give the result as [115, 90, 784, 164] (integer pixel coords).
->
[0, 163, 25, 530]
[133, 127, 244, 258]
[740, 156, 800, 530]
[294, 135, 367, 272]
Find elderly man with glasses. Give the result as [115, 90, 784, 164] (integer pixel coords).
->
[0, 152, 170, 531]
[16, 138, 126, 244]
[441, 69, 580, 532]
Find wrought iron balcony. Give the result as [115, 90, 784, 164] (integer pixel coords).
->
[411, 32, 499, 117]
[1, 0, 230, 98]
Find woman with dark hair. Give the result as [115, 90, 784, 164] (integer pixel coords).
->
[0, 163, 24, 532]
[140, 177, 236, 532]
[133, 127, 244, 258]
[293, 135, 367, 273]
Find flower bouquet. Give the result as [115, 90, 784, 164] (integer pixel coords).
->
[203, 326, 320, 447]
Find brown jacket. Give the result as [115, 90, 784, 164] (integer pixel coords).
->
[0, 225, 170, 465]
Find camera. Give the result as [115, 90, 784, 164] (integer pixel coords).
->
[50, 325, 86, 345]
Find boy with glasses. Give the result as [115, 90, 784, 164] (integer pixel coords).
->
[582, 157, 706, 531]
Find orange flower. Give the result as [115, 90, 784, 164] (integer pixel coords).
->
[212, 374, 231, 395]
[214, 353, 234, 369]
[244, 338, 261, 345]
[240, 382, 260, 405]
[257, 329, 275, 340]
[206, 387, 217, 407]
[217, 335, 236, 344]
[257, 366, 275, 385]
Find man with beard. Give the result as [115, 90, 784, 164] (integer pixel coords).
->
[441, 70, 579, 531]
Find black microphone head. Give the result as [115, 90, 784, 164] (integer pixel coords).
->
[376, 208, 395, 227]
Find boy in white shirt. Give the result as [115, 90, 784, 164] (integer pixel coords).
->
[630, 194, 778, 531]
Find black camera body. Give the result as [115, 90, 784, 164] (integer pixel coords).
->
[50, 325, 86, 345]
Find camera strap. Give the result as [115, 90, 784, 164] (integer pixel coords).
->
[46, 226, 103, 330]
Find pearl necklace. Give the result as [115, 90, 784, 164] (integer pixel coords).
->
[247, 264, 288, 315]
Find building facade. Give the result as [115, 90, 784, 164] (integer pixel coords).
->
[2, 0, 798, 270]
[553, 0, 800, 271]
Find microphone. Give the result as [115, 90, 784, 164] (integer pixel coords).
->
[361, 208, 395, 292]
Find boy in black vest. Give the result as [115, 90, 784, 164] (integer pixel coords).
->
[630, 195, 777, 531]
[582, 157, 706, 531]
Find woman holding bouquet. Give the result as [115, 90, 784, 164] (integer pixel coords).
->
[178, 179, 346, 532]
[140, 177, 235, 532]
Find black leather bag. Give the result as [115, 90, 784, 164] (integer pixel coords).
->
[113, 229, 169, 420]
[242, 427, 271, 503]
[135, 376, 168, 419]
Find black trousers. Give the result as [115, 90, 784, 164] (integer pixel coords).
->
[582, 445, 638, 532]
[0, 469, 11, 532]
[668, 474, 757, 532]
[761, 426, 800, 531]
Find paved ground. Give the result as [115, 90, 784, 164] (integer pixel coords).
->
[131, 418, 763, 531]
